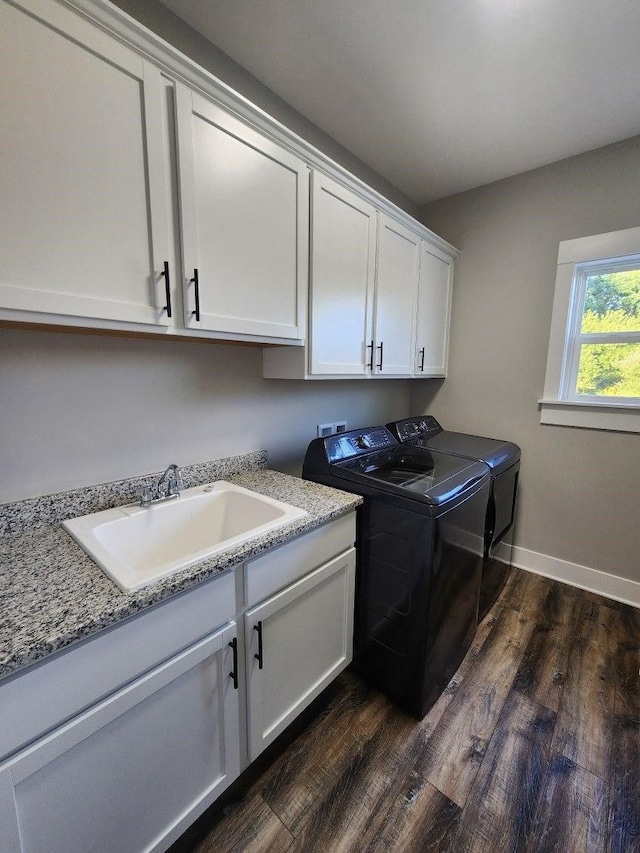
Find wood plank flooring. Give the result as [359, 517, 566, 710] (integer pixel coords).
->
[171, 568, 640, 853]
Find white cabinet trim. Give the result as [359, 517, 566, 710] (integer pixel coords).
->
[143, 61, 174, 325]
[0, 769, 21, 853]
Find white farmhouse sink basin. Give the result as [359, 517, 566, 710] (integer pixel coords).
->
[63, 481, 308, 592]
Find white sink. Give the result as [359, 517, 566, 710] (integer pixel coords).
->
[63, 481, 308, 592]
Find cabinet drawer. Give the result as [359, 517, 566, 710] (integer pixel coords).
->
[0, 570, 235, 762]
[244, 513, 356, 607]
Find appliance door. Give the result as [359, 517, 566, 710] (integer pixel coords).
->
[391, 424, 521, 479]
[490, 461, 519, 550]
[478, 461, 519, 622]
[358, 453, 439, 492]
[354, 477, 488, 718]
[342, 451, 487, 507]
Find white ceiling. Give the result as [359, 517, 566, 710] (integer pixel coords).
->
[157, 0, 640, 204]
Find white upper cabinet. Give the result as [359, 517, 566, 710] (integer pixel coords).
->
[0, 0, 171, 327]
[415, 241, 454, 377]
[309, 173, 376, 374]
[267, 173, 425, 379]
[373, 215, 420, 376]
[175, 87, 308, 342]
[0, 0, 457, 356]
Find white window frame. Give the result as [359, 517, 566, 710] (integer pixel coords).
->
[540, 225, 640, 433]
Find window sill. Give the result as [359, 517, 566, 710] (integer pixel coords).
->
[539, 399, 640, 433]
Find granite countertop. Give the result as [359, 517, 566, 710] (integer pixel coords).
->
[0, 454, 361, 682]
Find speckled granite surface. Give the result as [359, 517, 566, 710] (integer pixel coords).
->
[0, 456, 360, 681]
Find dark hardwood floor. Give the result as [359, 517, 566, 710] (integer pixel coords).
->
[178, 568, 640, 853]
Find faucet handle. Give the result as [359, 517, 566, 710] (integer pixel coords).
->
[138, 485, 154, 507]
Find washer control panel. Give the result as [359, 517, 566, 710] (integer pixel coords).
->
[326, 427, 396, 462]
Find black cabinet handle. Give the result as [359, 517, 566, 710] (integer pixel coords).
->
[377, 341, 384, 370]
[366, 339, 374, 370]
[419, 347, 425, 372]
[162, 261, 172, 318]
[190, 268, 200, 322]
[254, 621, 264, 670]
[228, 637, 238, 689]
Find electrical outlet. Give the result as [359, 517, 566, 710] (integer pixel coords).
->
[333, 420, 348, 434]
[317, 423, 334, 438]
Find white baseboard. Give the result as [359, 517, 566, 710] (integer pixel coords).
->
[511, 545, 640, 610]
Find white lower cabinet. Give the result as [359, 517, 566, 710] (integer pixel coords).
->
[245, 548, 356, 761]
[0, 623, 240, 853]
[0, 512, 357, 853]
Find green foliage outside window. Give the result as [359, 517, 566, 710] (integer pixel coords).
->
[576, 269, 640, 397]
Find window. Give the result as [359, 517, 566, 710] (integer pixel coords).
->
[568, 260, 640, 399]
[540, 225, 640, 432]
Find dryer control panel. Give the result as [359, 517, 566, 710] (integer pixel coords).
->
[392, 416, 443, 443]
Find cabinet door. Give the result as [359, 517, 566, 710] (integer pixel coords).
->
[309, 173, 376, 375]
[0, 623, 240, 853]
[176, 87, 308, 341]
[0, 0, 170, 327]
[373, 214, 420, 376]
[415, 242, 453, 376]
[245, 548, 356, 760]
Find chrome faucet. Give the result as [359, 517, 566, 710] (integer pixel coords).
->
[139, 463, 183, 507]
[157, 463, 182, 499]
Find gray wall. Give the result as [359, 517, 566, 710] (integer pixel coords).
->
[110, 0, 420, 219]
[415, 136, 640, 582]
[0, 329, 412, 502]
